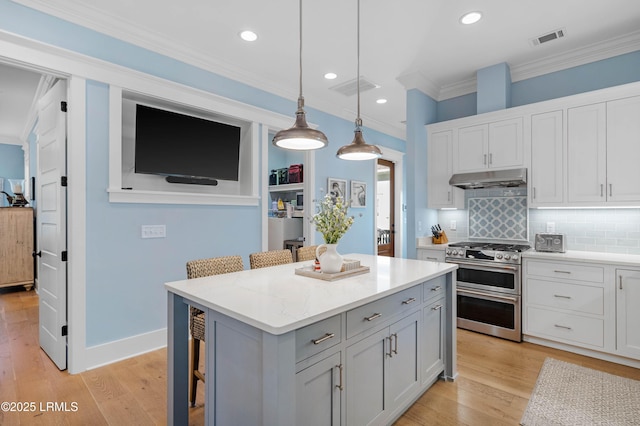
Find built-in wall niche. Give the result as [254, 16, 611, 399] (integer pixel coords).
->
[108, 83, 286, 205]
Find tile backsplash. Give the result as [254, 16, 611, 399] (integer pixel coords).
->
[435, 188, 640, 254]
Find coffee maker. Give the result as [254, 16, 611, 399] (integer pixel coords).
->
[1, 179, 29, 207]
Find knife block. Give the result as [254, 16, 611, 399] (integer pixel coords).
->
[432, 231, 448, 244]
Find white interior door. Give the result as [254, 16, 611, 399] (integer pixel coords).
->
[36, 80, 68, 370]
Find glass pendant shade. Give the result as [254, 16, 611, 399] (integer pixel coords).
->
[272, 0, 328, 151]
[272, 98, 328, 150]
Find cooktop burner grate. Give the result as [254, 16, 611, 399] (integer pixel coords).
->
[448, 241, 531, 252]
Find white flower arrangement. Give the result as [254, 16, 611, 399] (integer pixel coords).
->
[311, 194, 354, 244]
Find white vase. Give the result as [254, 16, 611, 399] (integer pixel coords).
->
[316, 243, 343, 274]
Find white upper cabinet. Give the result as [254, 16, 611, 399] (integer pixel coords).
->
[454, 117, 523, 173]
[567, 103, 607, 204]
[606, 96, 640, 203]
[530, 110, 564, 207]
[568, 95, 640, 206]
[427, 129, 463, 209]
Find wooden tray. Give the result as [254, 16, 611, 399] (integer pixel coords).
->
[295, 265, 370, 281]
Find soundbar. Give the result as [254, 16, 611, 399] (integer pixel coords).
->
[165, 176, 218, 186]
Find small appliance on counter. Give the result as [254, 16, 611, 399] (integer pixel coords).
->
[1, 179, 29, 207]
[535, 233, 566, 253]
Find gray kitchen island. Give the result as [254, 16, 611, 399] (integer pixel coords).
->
[165, 253, 457, 425]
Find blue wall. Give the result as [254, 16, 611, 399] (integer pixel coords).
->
[0, 143, 24, 207]
[434, 50, 640, 122]
[0, 0, 404, 347]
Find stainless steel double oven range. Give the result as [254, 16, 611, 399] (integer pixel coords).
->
[446, 241, 531, 342]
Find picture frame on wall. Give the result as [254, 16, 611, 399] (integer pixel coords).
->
[327, 178, 347, 202]
[351, 180, 366, 207]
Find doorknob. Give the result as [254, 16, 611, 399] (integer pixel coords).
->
[33, 251, 42, 258]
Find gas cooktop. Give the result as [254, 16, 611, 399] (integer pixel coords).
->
[448, 241, 531, 252]
[446, 241, 531, 264]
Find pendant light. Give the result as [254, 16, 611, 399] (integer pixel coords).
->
[336, 0, 382, 161]
[272, 0, 328, 151]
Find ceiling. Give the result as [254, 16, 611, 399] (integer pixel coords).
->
[3, 0, 640, 143]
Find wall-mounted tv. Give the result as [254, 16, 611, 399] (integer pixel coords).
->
[134, 104, 241, 182]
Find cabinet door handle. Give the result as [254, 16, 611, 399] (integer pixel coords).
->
[386, 336, 393, 358]
[553, 294, 572, 300]
[312, 333, 335, 345]
[402, 297, 417, 305]
[533, 187, 536, 200]
[392, 333, 398, 355]
[609, 183, 613, 197]
[553, 270, 571, 274]
[432, 304, 443, 311]
[600, 184, 604, 197]
[483, 154, 487, 165]
[447, 191, 451, 202]
[364, 313, 382, 322]
[619, 275, 623, 290]
[554, 324, 572, 330]
[489, 153, 493, 165]
[335, 364, 344, 391]
[431, 285, 442, 292]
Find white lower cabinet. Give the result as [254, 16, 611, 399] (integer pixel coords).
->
[417, 248, 446, 262]
[296, 352, 342, 426]
[345, 310, 420, 426]
[523, 259, 614, 352]
[616, 269, 640, 359]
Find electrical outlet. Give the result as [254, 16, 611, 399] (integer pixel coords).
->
[141, 225, 166, 239]
[546, 222, 556, 233]
[450, 220, 457, 231]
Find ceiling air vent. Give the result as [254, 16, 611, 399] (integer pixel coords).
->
[530, 28, 566, 47]
[330, 76, 379, 97]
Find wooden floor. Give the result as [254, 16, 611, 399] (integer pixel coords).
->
[1, 287, 639, 425]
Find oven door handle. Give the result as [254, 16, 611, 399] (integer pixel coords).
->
[457, 288, 519, 303]
[448, 260, 519, 272]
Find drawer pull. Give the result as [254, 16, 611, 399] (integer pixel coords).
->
[312, 333, 335, 345]
[432, 304, 443, 311]
[402, 297, 417, 305]
[553, 294, 572, 300]
[426, 257, 439, 261]
[554, 324, 572, 330]
[431, 285, 442, 292]
[335, 364, 344, 391]
[553, 270, 571, 274]
[364, 313, 382, 322]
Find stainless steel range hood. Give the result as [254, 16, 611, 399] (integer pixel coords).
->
[449, 168, 527, 189]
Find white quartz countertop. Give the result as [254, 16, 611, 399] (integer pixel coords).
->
[165, 253, 457, 335]
[523, 249, 640, 267]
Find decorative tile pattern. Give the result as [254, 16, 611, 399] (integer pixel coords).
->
[469, 196, 528, 240]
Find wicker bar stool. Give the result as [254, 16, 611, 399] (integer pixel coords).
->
[296, 245, 326, 262]
[186, 255, 244, 407]
[249, 249, 293, 269]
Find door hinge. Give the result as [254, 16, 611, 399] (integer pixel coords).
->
[61, 325, 68, 336]
[61, 101, 68, 112]
[61, 176, 68, 187]
[61, 251, 68, 262]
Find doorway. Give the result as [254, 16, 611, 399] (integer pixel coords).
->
[376, 158, 395, 257]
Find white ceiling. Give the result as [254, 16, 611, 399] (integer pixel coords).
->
[3, 0, 640, 142]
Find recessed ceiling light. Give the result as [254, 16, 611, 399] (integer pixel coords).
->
[376, 98, 387, 104]
[324, 72, 337, 80]
[460, 11, 482, 25]
[239, 30, 258, 42]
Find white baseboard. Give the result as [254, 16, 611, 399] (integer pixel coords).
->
[84, 327, 167, 370]
[523, 335, 640, 369]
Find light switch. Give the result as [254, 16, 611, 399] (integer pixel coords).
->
[141, 225, 166, 239]
[450, 220, 457, 231]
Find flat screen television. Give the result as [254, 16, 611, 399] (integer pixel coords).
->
[134, 104, 241, 182]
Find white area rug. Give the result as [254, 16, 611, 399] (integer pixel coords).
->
[521, 358, 640, 425]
